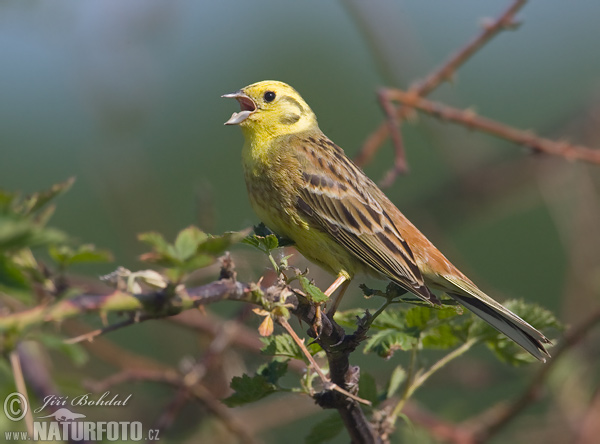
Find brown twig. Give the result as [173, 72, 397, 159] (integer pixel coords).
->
[356, 0, 527, 171]
[384, 88, 600, 165]
[469, 308, 600, 443]
[65, 313, 156, 344]
[277, 317, 370, 406]
[169, 310, 309, 373]
[289, 303, 381, 444]
[43, 260, 379, 442]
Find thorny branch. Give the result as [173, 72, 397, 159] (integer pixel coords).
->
[381, 88, 600, 165]
[0, 258, 381, 443]
[356, 0, 528, 183]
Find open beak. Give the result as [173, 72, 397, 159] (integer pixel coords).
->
[222, 90, 256, 125]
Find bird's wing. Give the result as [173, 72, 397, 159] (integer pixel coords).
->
[295, 134, 439, 305]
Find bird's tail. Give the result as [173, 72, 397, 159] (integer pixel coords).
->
[444, 276, 551, 362]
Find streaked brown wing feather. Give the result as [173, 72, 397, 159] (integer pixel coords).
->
[295, 134, 440, 305]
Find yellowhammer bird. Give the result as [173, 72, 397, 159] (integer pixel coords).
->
[223, 80, 550, 362]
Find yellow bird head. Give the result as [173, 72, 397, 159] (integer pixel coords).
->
[222, 80, 318, 141]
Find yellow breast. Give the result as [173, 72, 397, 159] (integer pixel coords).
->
[242, 138, 360, 278]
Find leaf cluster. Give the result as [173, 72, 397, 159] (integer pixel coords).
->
[0, 179, 112, 304]
[0, 180, 112, 355]
[138, 226, 249, 282]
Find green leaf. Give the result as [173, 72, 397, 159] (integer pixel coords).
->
[242, 232, 280, 254]
[18, 177, 75, 216]
[223, 373, 279, 407]
[298, 276, 328, 304]
[358, 372, 378, 406]
[0, 215, 66, 251]
[370, 309, 408, 330]
[199, 230, 250, 255]
[333, 308, 365, 328]
[258, 359, 289, 384]
[0, 254, 30, 290]
[251, 222, 294, 247]
[261, 334, 304, 360]
[48, 244, 113, 268]
[386, 365, 406, 399]
[180, 254, 215, 271]
[140, 228, 247, 272]
[421, 324, 461, 349]
[263, 234, 279, 251]
[138, 231, 172, 256]
[174, 226, 207, 261]
[405, 306, 432, 329]
[364, 329, 419, 358]
[305, 413, 344, 444]
[436, 304, 462, 320]
[505, 300, 561, 331]
[223, 360, 288, 407]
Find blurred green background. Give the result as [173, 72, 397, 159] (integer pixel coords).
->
[2, 1, 600, 443]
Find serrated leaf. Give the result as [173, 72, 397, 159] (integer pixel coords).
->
[421, 324, 461, 349]
[261, 334, 303, 360]
[370, 309, 408, 330]
[504, 300, 561, 331]
[364, 329, 419, 358]
[242, 231, 279, 254]
[258, 359, 289, 384]
[386, 365, 406, 399]
[251, 222, 293, 246]
[223, 360, 288, 407]
[241, 235, 260, 249]
[263, 234, 279, 251]
[253, 222, 274, 238]
[305, 413, 344, 444]
[358, 372, 378, 406]
[223, 373, 279, 407]
[436, 305, 461, 320]
[298, 276, 328, 304]
[405, 306, 432, 329]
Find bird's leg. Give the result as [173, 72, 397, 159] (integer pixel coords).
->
[325, 279, 350, 317]
[312, 274, 348, 338]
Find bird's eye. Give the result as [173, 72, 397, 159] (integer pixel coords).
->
[264, 91, 276, 102]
